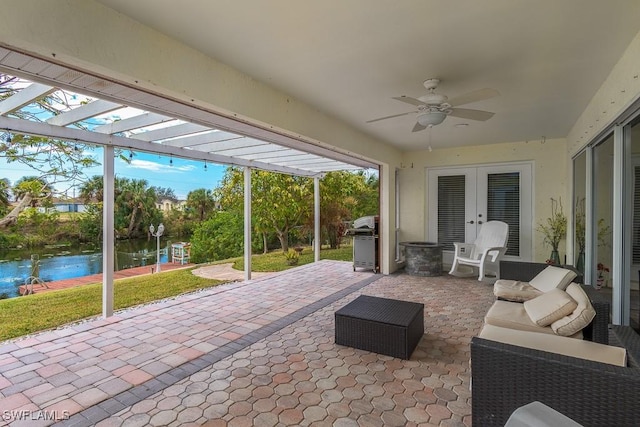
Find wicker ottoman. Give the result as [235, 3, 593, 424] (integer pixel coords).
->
[335, 295, 424, 359]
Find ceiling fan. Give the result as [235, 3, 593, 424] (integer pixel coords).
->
[367, 78, 499, 132]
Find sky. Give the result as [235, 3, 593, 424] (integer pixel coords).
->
[0, 147, 226, 200]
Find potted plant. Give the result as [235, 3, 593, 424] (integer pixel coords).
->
[596, 218, 612, 288]
[537, 197, 567, 265]
[574, 197, 586, 272]
[284, 249, 299, 266]
[596, 262, 610, 289]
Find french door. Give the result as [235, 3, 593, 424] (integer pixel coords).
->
[427, 163, 533, 264]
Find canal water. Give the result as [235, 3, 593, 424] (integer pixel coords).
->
[0, 239, 170, 298]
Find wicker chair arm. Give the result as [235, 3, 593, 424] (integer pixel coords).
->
[471, 335, 640, 427]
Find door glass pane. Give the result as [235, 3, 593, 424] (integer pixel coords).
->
[487, 172, 520, 256]
[574, 152, 586, 273]
[437, 175, 465, 251]
[594, 135, 613, 289]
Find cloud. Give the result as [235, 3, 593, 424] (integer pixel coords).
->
[127, 159, 196, 173]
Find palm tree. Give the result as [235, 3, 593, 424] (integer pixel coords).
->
[186, 188, 216, 221]
[117, 178, 158, 238]
[79, 175, 104, 203]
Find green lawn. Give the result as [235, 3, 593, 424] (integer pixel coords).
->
[0, 245, 353, 342]
[232, 245, 353, 271]
[0, 268, 223, 341]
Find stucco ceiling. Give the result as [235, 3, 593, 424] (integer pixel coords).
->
[97, 0, 640, 151]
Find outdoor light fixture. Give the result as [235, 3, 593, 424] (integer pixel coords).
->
[149, 223, 165, 273]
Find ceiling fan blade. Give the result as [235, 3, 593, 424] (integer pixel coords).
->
[412, 122, 427, 132]
[448, 88, 500, 107]
[449, 108, 495, 121]
[366, 111, 413, 123]
[392, 96, 424, 107]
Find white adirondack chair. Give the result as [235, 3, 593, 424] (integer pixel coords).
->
[448, 221, 509, 281]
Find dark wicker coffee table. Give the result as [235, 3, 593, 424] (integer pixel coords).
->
[335, 295, 424, 359]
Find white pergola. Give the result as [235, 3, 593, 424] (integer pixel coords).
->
[0, 47, 377, 317]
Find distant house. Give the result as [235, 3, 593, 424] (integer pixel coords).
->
[49, 197, 87, 213]
[156, 198, 187, 212]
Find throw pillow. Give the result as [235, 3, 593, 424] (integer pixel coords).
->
[551, 283, 597, 336]
[493, 279, 543, 302]
[529, 266, 577, 293]
[523, 289, 578, 327]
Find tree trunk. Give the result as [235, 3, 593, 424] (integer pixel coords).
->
[262, 232, 268, 254]
[276, 229, 289, 253]
[127, 206, 138, 238]
[0, 194, 32, 228]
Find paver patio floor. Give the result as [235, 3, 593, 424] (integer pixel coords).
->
[0, 260, 495, 427]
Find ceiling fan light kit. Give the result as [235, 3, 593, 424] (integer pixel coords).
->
[367, 78, 499, 132]
[417, 111, 447, 126]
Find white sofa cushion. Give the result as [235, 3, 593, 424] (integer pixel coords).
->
[529, 266, 577, 292]
[484, 300, 582, 339]
[551, 283, 597, 337]
[524, 288, 578, 327]
[479, 324, 626, 367]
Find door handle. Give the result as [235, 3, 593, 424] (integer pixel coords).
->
[467, 220, 474, 224]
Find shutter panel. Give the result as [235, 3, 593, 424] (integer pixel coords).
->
[487, 172, 520, 256]
[633, 166, 640, 264]
[437, 175, 466, 251]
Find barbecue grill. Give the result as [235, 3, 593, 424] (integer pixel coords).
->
[346, 215, 379, 272]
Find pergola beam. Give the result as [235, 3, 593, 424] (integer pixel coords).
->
[195, 137, 265, 153]
[0, 82, 55, 115]
[132, 122, 210, 142]
[94, 112, 173, 134]
[47, 99, 124, 126]
[161, 130, 243, 148]
[0, 115, 322, 177]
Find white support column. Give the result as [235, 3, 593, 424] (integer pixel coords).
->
[244, 167, 252, 281]
[314, 176, 320, 262]
[102, 146, 115, 318]
[612, 125, 630, 325]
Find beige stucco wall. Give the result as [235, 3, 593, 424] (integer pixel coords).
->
[567, 30, 640, 155]
[0, 0, 406, 273]
[399, 138, 568, 263]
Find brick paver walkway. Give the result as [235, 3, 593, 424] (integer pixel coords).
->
[0, 260, 495, 426]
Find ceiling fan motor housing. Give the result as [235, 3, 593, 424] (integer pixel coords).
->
[418, 93, 448, 106]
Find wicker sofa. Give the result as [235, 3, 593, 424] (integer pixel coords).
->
[471, 261, 640, 427]
[492, 261, 608, 343]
